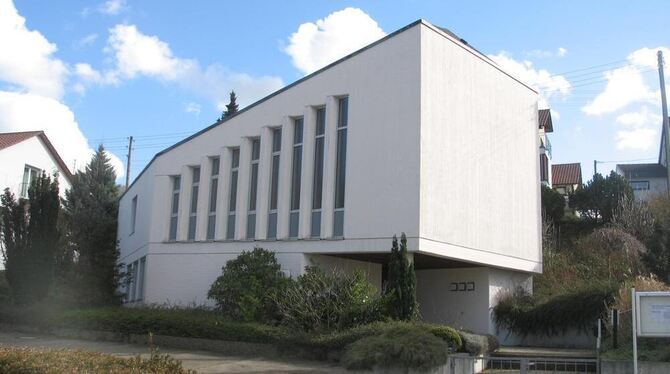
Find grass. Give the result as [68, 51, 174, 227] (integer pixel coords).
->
[0, 346, 196, 374]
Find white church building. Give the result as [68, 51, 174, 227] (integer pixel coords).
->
[117, 19, 541, 335]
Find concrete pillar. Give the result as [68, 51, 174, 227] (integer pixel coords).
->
[195, 156, 210, 241]
[256, 127, 273, 240]
[215, 147, 232, 241]
[299, 106, 316, 238]
[236, 137, 252, 240]
[276, 116, 293, 240]
[321, 96, 339, 238]
[177, 165, 192, 241]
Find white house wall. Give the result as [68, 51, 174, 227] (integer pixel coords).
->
[0, 136, 71, 197]
[419, 24, 541, 273]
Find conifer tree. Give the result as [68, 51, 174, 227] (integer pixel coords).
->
[220, 90, 239, 120]
[63, 146, 122, 306]
[385, 233, 417, 320]
[0, 188, 29, 303]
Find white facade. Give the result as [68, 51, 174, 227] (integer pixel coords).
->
[117, 20, 541, 335]
[0, 133, 72, 198]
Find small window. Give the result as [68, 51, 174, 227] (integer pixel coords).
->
[630, 181, 650, 191]
[130, 195, 138, 235]
[21, 165, 41, 198]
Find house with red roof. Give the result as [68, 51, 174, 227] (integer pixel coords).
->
[0, 130, 73, 198]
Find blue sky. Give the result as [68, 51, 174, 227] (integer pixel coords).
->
[1, 0, 669, 183]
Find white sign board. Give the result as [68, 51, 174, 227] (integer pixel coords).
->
[635, 291, 670, 337]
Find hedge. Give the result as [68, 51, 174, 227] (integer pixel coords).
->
[493, 284, 617, 337]
[0, 347, 195, 374]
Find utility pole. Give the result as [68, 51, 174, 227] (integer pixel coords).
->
[125, 136, 133, 188]
[593, 160, 597, 177]
[658, 51, 670, 195]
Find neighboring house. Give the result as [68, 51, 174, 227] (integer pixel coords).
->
[116, 20, 541, 336]
[616, 163, 667, 201]
[538, 109, 553, 186]
[0, 131, 73, 198]
[551, 163, 582, 197]
[616, 117, 669, 201]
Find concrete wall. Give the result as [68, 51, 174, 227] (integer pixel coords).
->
[0, 136, 71, 197]
[418, 24, 541, 273]
[630, 177, 667, 201]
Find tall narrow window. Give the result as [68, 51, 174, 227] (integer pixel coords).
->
[168, 176, 181, 241]
[137, 257, 146, 300]
[247, 139, 261, 239]
[187, 167, 200, 241]
[267, 129, 281, 239]
[125, 263, 133, 302]
[333, 97, 348, 237]
[289, 118, 303, 238]
[311, 107, 326, 237]
[130, 261, 138, 301]
[226, 149, 239, 240]
[130, 195, 138, 235]
[21, 165, 41, 198]
[207, 157, 220, 240]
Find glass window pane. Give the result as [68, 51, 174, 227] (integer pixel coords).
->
[267, 212, 277, 239]
[290, 146, 302, 210]
[316, 108, 326, 135]
[172, 193, 179, 214]
[169, 216, 178, 241]
[231, 149, 240, 168]
[334, 128, 347, 209]
[249, 164, 258, 211]
[312, 137, 324, 209]
[173, 176, 181, 190]
[247, 213, 256, 239]
[207, 215, 216, 240]
[226, 214, 235, 239]
[334, 210, 344, 237]
[192, 167, 200, 183]
[190, 186, 199, 214]
[270, 155, 280, 210]
[251, 139, 261, 160]
[311, 211, 321, 238]
[272, 129, 282, 152]
[338, 97, 348, 127]
[289, 212, 299, 238]
[138, 258, 146, 300]
[229, 171, 238, 211]
[209, 179, 218, 212]
[188, 216, 196, 240]
[211, 158, 220, 176]
[294, 119, 303, 144]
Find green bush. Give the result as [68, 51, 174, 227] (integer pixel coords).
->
[0, 346, 195, 373]
[458, 331, 498, 355]
[340, 324, 448, 371]
[273, 266, 385, 332]
[493, 284, 616, 337]
[207, 247, 290, 323]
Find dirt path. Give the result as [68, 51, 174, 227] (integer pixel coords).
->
[0, 330, 348, 373]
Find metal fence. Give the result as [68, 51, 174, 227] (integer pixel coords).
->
[447, 355, 598, 374]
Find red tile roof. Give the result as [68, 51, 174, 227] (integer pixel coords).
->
[552, 163, 582, 186]
[539, 109, 553, 133]
[0, 131, 73, 182]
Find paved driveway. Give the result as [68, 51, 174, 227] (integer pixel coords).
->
[0, 331, 348, 373]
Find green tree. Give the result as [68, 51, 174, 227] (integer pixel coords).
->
[569, 171, 633, 223]
[220, 90, 239, 120]
[208, 247, 289, 322]
[63, 146, 123, 306]
[541, 185, 565, 223]
[385, 233, 417, 320]
[0, 173, 60, 304]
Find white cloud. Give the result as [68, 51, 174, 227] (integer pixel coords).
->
[0, 0, 124, 177]
[79, 24, 283, 108]
[488, 52, 571, 109]
[99, 0, 126, 15]
[76, 33, 98, 48]
[524, 47, 568, 59]
[616, 127, 657, 150]
[184, 102, 201, 115]
[582, 46, 669, 116]
[284, 7, 386, 75]
[615, 106, 662, 128]
[0, 0, 68, 98]
[0, 91, 125, 176]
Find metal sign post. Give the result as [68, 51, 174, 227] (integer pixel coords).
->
[632, 288, 638, 374]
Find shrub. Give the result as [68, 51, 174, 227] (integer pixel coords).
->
[458, 331, 499, 355]
[207, 247, 290, 323]
[340, 324, 448, 371]
[493, 284, 616, 337]
[0, 346, 195, 374]
[541, 185, 565, 223]
[273, 266, 385, 332]
[385, 233, 417, 321]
